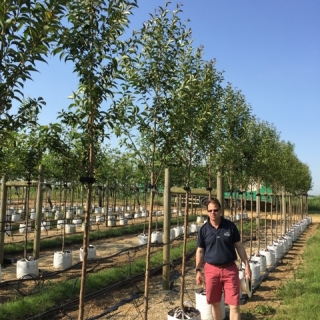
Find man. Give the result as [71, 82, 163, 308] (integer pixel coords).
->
[196, 198, 251, 320]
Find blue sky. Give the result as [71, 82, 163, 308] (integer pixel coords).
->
[19, 0, 320, 194]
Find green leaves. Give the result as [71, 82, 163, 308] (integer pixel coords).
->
[0, 0, 67, 115]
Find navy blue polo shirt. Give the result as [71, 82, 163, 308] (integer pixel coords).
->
[197, 217, 240, 265]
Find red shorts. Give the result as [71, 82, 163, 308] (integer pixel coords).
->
[204, 262, 240, 306]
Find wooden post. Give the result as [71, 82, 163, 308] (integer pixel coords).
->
[281, 189, 286, 234]
[33, 165, 44, 259]
[0, 175, 8, 265]
[217, 171, 224, 216]
[162, 168, 171, 290]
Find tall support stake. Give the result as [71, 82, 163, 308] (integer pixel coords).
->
[162, 168, 171, 290]
[0, 175, 8, 265]
[281, 189, 286, 234]
[33, 165, 44, 258]
[217, 171, 224, 216]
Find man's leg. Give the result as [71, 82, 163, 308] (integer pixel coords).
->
[229, 305, 240, 320]
[212, 302, 223, 320]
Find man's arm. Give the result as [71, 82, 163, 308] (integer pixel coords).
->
[195, 247, 204, 285]
[235, 241, 251, 280]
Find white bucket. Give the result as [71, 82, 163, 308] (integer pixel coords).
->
[57, 219, 65, 229]
[11, 214, 21, 222]
[251, 254, 267, 273]
[16, 258, 39, 279]
[80, 245, 96, 261]
[55, 212, 63, 220]
[94, 207, 101, 214]
[19, 223, 31, 233]
[135, 206, 140, 213]
[119, 218, 128, 226]
[235, 214, 241, 221]
[72, 218, 82, 227]
[90, 216, 96, 224]
[66, 210, 74, 219]
[124, 212, 132, 219]
[190, 223, 199, 233]
[195, 288, 225, 320]
[260, 249, 275, 267]
[53, 251, 72, 269]
[96, 215, 105, 223]
[127, 206, 132, 211]
[173, 227, 182, 238]
[170, 229, 176, 241]
[141, 211, 148, 217]
[65, 224, 76, 234]
[134, 212, 141, 219]
[167, 307, 201, 320]
[283, 234, 293, 248]
[267, 244, 281, 259]
[178, 210, 184, 217]
[183, 226, 191, 235]
[115, 206, 120, 212]
[151, 231, 163, 244]
[5, 225, 12, 236]
[30, 211, 36, 220]
[108, 219, 116, 227]
[77, 208, 84, 215]
[273, 241, 284, 255]
[41, 221, 51, 231]
[196, 216, 204, 223]
[156, 210, 163, 216]
[249, 260, 261, 281]
[138, 233, 148, 245]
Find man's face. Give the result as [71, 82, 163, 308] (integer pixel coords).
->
[207, 203, 221, 222]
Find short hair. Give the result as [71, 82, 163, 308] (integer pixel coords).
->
[206, 198, 221, 210]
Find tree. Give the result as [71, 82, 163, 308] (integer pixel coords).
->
[117, 3, 198, 317]
[54, 1, 137, 318]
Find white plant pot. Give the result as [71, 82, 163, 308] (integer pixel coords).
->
[19, 223, 31, 233]
[66, 210, 74, 219]
[195, 288, 225, 320]
[65, 224, 76, 234]
[124, 212, 132, 219]
[190, 223, 199, 233]
[5, 225, 12, 236]
[57, 219, 65, 229]
[119, 218, 128, 226]
[55, 211, 63, 220]
[167, 306, 201, 320]
[196, 216, 204, 223]
[41, 221, 51, 231]
[108, 219, 116, 227]
[30, 211, 36, 220]
[72, 218, 82, 227]
[11, 214, 21, 222]
[96, 215, 105, 223]
[17, 258, 39, 279]
[151, 231, 162, 244]
[80, 245, 96, 261]
[138, 233, 148, 245]
[53, 250, 72, 269]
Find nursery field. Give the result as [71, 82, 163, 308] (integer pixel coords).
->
[1, 211, 319, 319]
[55, 214, 320, 320]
